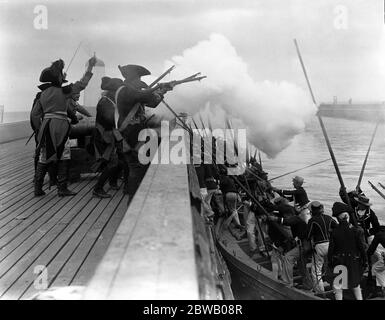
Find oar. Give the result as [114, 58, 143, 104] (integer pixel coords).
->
[268, 158, 331, 182]
[356, 121, 380, 191]
[368, 181, 385, 201]
[293, 39, 356, 225]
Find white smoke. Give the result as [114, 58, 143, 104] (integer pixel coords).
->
[152, 33, 315, 158]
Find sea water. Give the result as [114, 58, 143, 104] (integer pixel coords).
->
[264, 117, 385, 224]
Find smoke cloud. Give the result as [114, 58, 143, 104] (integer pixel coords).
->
[150, 33, 316, 158]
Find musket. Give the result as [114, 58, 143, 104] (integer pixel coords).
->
[356, 121, 380, 191]
[151, 74, 207, 93]
[149, 65, 175, 88]
[368, 181, 385, 201]
[293, 38, 356, 226]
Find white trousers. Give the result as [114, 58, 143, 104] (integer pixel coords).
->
[311, 242, 329, 292]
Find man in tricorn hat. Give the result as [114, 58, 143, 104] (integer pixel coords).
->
[92, 76, 126, 198]
[328, 202, 367, 300]
[112, 64, 173, 199]
[353, 194, 380, 241]
[34, 56, 96, 197]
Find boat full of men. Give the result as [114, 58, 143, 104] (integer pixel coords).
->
[28, 56, 385, 300]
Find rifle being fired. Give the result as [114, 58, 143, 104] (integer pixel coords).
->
[151, 73, 206, 93]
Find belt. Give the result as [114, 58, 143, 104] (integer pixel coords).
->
[44, 112, 70, 122]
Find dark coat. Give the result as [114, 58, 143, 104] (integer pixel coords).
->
[116, 80, 163, 149]
[35, 71, 93, 161]
[307, 214, 338, 244]
[279, 186, 309, 207]
[354, 208, 380, 238]
[94, 93, 119, 164]
[327, 221, 367, 288]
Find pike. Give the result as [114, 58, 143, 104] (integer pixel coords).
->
[356, 121, 380, 191]
[368, 181, 385, 201]
[293, 38, 356, 226]
[268, 158, 331, 182]
[379, 182, 385, 190]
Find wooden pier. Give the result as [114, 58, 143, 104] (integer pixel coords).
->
[0, 138, 128, 299]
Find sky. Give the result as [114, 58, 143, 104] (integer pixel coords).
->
[0, 0, 385, 112]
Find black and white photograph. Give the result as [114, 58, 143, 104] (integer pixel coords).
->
[0, 0, 385, 306]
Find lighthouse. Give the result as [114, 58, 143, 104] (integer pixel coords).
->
[83, 57, 105, 110]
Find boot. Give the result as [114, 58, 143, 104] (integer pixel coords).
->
[57, 161, 77, 197]
[93, 186, 112, 198]
[47, 163, 58, 189]
[94, 167, 113, 198]
[32, 152, 39, 183]
[34, 162, 47, 196]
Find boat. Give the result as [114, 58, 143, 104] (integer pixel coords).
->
[215, 214, 384, 300]
[215, 217, 322, 300]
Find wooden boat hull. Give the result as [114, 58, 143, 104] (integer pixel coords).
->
[215, 219, 321, 300]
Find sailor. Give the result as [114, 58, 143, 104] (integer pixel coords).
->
[272, 176, 310, 219]
[352, 194, 380, 241]
[34, 57, 96, 197]
[306, 201, 338, 293]
[114, 64, 172, 200]
[218, 166, 242, 229]
[328, 202, 367, 300]
[367, 225, 385, 297]
[92, 77, 125, 198]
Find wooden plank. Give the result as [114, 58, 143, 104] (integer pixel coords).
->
[0, 155, 31, 174]
[0, 179, 94, 251]
[0, 184, 53, 223]
[0, 166, 32, 187]
[3, 195, 112, 299]
[71, 197, 128, 286]
[20, 190, 126, 299]
[0, 192, 102, 298]
[84, 155, 199, 299]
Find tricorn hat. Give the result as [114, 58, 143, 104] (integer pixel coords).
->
[118, 64, 151, 79]
[332, 201, 352, 218]
[354, 194, 372, 207]
[39, 59, 68, 84]
[101, 76, 123, 91]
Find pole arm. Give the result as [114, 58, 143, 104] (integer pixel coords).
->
[356, 121, 380, 190]
[293, 39, 355, 224]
